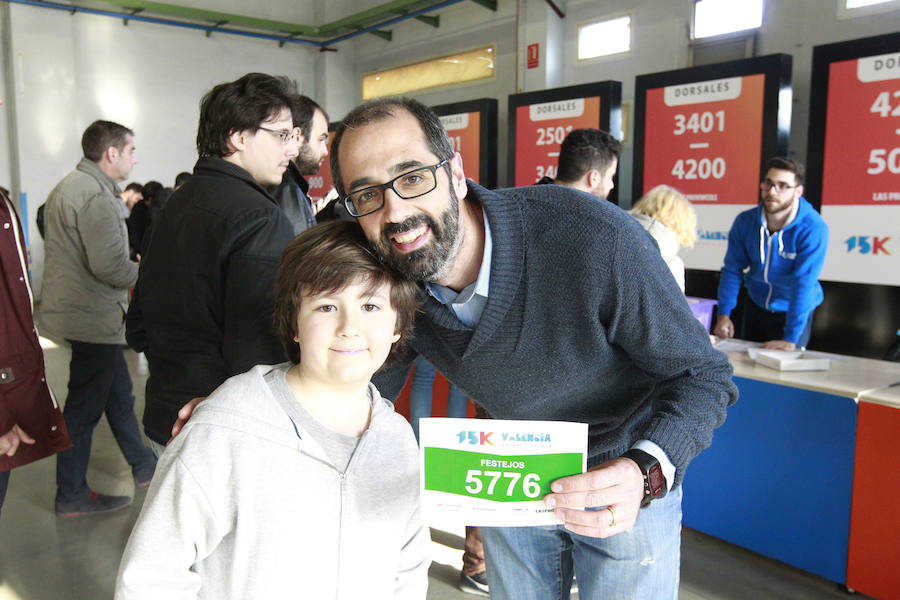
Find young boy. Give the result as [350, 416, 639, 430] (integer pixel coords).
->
[115, 221, 428, 599]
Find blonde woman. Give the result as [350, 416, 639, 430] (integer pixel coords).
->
[630, 185, 697, 293]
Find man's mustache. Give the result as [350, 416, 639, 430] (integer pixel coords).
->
[382, 215, 433, 238]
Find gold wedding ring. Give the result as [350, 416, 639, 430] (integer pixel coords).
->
[606, 505, 616, 527]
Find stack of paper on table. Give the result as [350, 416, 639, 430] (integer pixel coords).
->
[747, 348, 832, 371]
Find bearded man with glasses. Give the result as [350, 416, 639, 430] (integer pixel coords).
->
[326, 97, 737, 599]
[714, 156, 829, 350]
[125, 73, 299, 455]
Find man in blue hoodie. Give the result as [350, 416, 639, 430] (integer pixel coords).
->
[714, 157, 828, 350]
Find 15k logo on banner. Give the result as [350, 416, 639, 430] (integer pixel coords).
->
[845, 236, 892, 255]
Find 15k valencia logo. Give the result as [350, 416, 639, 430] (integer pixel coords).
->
[844, 235, 891, 255]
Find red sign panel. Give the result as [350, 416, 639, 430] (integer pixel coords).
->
[439, 111, 482, 185]
[527, 43, 540, 69]
[642, 74, 765, 204]
[514, 96, 601, 186]
[306, 130, 336, 204]
[822, 55, 900, 206]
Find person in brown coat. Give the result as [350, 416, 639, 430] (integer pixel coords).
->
[0, 180, 71, 516]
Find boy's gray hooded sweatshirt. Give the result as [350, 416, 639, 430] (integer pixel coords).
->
[116, 363, 429, 599]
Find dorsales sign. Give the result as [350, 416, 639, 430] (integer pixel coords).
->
[822, 53, 900, 207]
[439, 111, 482, 185]
[642, 74, 766, 271]
[514, 97, 601, 186]
[642, 74, 764, 205]
[819, 52, 900, 285]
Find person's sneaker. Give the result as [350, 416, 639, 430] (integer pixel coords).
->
[134, 462, 156, 489]
[55, 491, 132, 518]
[458, 571, 490, 597]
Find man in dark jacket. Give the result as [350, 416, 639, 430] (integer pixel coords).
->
[126, 73, 299, 452]
[272, 94, 330, 234]
[537, 128, 620, 200]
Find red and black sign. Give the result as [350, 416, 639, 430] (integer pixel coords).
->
[508, 82, 621, 202]
[306, 125, 337, 205]
[633, 54, 791, 205]
[432, 98, 498, 189]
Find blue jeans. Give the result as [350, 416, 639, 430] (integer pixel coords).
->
[55, 342, 155, 502]
[409, 355, 468, 441]
[482, 486, 683, 599]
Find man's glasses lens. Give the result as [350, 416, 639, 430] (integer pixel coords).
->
[345, 161, 446, 217]
[259, 127, 294, 144]
[763, 180, 793, 192]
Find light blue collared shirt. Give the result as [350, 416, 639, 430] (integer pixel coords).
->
[424, 211, 492, 329]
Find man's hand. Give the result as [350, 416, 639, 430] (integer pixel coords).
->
[0, 425, 36, 456]
[168, 397, 206, 444]
[542, 457, 645, 538]
[713, 315, 735, 339]
[761, 340, 796, 351]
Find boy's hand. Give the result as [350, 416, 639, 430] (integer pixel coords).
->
[0, 425, 36, 456]
[168, 397, 206, 444]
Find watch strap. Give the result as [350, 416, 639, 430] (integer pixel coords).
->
[622, 448, 667, 508]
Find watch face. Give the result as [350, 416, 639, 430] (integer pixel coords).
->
[647, 463, 666, 497]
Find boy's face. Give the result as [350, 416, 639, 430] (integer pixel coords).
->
[294, 278, 401, 386]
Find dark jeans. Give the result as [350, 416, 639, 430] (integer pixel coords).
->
[56, 341, 155, 503]
[741, 299, 814, 348]
[0, 469, 8, 516]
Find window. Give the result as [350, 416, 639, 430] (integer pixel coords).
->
[838, 0, 900, 19]
[577, 15, 631, 60]
[693, 0, 763, 40]
[846, 0, 894, 7]
[362, 46, 495, 100]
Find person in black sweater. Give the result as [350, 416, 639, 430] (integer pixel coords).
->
[126, 73, 299, 452]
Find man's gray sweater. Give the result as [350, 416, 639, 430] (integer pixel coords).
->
[374, 182, 738, 487]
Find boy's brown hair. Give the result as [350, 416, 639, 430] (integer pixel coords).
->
[273, 220, 420, 366]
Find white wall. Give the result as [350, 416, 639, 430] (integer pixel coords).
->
[4, 2, 317, 296]
[0, 3, 15, 197]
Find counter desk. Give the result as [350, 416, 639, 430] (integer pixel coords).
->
[682, 343, 900, 599]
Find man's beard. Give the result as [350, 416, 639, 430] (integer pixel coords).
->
[295, 144, 321, 176]
[372, 186, 461, 283]
[761, 194, 791, 215]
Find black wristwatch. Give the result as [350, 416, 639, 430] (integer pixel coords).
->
[622, 449, 667, 508]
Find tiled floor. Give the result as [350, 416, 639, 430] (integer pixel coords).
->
[0, 342, 875, 600]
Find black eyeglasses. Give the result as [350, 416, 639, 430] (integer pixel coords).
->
[761, 179, 798, 193]
[343, 159, 449, 217]
[258, 126, 300, 145]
